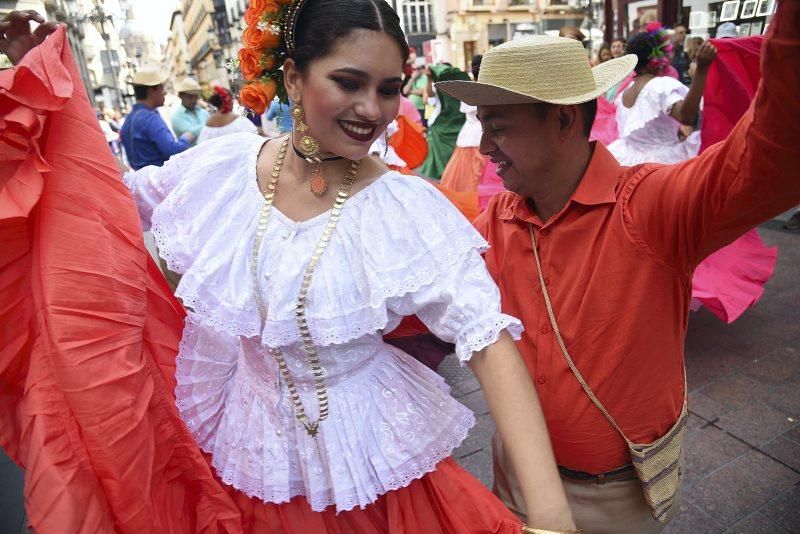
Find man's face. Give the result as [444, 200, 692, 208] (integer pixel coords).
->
[477, 103, 559, 195]
[179, 92, 199, 110]
[150, 84, 166, 107]
[673, 25, 687, 45]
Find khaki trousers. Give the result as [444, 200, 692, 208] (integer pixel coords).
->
[491, 433, 681, 534]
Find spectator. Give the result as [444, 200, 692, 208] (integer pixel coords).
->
[610, 37, 627, 58]
[558, 26, 585, 42]
[671, 23, 692, 85]
[171, 77, 208, 145]
[593, 42, 612, 65]
[402, 57, 429, 127]
[120, 68, 193, 171]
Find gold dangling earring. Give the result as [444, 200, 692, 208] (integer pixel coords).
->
[290, 103, 327, 196]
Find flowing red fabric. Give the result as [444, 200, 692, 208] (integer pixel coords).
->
[700, 36, 763, 152]
[0, 29, 521, 533]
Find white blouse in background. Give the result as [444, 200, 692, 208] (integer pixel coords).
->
[124, 133, 521, 512]
[196, 116, 258, 144]
[608, 76, 701, 165]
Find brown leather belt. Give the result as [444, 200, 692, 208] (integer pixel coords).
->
[558, 464, 637, 484]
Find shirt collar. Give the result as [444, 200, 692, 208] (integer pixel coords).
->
[499, 142, 622, 222]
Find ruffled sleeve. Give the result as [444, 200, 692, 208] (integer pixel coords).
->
[618, 76, 688, 138]
[360, 175, 522, 362]
[123, 147, 194, 231]
[125, 132, 265, 274]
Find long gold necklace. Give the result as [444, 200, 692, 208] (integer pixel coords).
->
[250, 137, 360, 438]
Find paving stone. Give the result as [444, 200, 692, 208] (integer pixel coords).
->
[683, 451, 799, 528]
[724, 511, 790, 533]
[761, 436, 800, 472]
[439, 354, 481, 397]
[681, 425, 750, 486]
[456, 449, 495, 489]
[780, 425, 800, 444]
[761, 379, 800, 417]
[687, 413, 708, 431]
[743, 347, 800, 384]
[685, 346, 754, 391]
[458, 388, 490, 416]
[717, 400, 799, 447]
[454, 413, 495, 459]
[698, 373, 772, 414]
[758, 485, 800, 532]
[690, 391, 734, 420]
[0, 460, 25, 534]
[663, 501, 724, 534]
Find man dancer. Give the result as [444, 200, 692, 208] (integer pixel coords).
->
[437, 2, 799, 531]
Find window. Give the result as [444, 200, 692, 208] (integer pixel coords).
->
[403, 0, 433, 34]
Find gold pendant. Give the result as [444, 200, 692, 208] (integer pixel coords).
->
[310, 164, 327, 197]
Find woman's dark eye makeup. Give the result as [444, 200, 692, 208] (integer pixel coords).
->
[330, 76, 401, 97]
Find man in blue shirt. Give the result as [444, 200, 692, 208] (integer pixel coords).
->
[171, 77, 209, 144]
[121, 68, 193, 170]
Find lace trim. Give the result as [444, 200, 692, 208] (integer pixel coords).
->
[164, 225, 489, 345]
[454, 314, 524, 363]
[206, 408, 476, 512]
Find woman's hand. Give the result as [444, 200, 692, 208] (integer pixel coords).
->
[694, 41, 717, 73]
[0, 10, 60, 65]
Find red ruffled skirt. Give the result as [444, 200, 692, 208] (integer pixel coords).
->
[0, 28, 520, 533]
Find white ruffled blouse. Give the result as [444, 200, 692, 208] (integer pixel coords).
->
[608, 76, 701, 166]
[124, 132, 522, 512]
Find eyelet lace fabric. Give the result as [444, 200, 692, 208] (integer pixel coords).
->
[126, 133, 523, 511]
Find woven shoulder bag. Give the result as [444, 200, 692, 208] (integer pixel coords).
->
[529, 226, 686, 522]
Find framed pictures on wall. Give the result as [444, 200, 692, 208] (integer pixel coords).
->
[750, 20, 763, 34]
[741, 0, 758, 18]
[689, 11, 708, 30]
[756, 0, 775, 16]
[720, 0, 741, 21]
[738, 22, 751, 35]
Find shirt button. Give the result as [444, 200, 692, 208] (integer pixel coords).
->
[283, 231, 291, 239]
[540, 325, 550, 335]
[537, 375, 546, 384]
[544, 277, 551, 286]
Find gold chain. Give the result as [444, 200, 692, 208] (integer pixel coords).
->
[250, 136, 360, 438]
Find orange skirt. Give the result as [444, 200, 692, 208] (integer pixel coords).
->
[0, 27, 520, 533]
[440, 147, 486, 193]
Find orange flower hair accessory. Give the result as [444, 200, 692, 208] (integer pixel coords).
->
[239, 79, 278, 115]
[231, 0, 309, 113]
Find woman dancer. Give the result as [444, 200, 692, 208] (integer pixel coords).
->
[439, 54, 485, 193]
[197, 85, 258, 143]
[607, 25, 711, 165]
[0, 3, 574, 533]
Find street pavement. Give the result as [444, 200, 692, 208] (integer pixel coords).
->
[1, 214, 797, 533]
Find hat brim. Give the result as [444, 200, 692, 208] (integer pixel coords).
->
[132, 73, 170, 87]
[436, 54, 637, 106]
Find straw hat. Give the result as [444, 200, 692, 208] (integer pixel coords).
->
[174, 77, 202, 94]
[131, 67, 169, 87]
[436, 35, 637, 106]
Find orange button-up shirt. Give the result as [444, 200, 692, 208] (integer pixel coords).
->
[474, 4, 800, 474]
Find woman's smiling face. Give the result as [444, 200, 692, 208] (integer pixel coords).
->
[284, 29, 405, 161]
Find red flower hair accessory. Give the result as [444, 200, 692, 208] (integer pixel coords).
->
[212, 86, 233, 113]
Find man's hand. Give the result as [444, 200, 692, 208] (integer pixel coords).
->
[179, 131, 196, 145]
[0, 11, 60, 65]
[694, 41, 717, 72]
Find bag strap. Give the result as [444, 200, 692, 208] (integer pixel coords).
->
[529, 225, 688, 447]
[528, 225, 634, 445]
